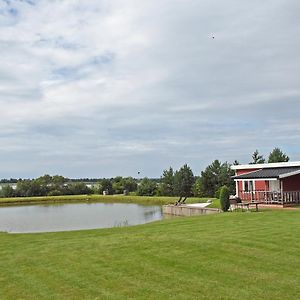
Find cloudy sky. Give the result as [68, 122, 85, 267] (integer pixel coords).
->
[0, 0, 299, 178]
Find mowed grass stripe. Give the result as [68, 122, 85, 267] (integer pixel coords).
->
[0, 210, 299, 299]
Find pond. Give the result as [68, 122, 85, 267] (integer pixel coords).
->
[0, 202, 163, 233]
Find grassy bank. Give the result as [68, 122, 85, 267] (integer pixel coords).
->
[0, 210, 299, 299]
[0, 194, 220, 208]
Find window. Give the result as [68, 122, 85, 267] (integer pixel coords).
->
[243, 180, 254, 192]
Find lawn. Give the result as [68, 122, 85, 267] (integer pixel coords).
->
[0, 210, 299, 299]
[0, 194, 219, 208]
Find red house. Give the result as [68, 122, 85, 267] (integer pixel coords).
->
[231, 161, 300, 206]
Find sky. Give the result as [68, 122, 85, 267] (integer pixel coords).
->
[0, 0, 300, 178]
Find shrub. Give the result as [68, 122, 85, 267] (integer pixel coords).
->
[137, 178, 157, 196]
[219, 185, 230, 212]
[98, 179, 113, 195]
[193, 178, 204, 197]
[47, 189, 63, 196]
[215, 186, 222, 199]
[0, 185, 15, 198]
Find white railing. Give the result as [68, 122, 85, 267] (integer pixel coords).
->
[239, 190, 300, 204]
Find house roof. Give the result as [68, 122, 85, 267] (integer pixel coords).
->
[231, 161, 300, 170]
[233, 166, 300, 180]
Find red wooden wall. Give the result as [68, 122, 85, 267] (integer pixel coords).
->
[282, 174, 300, 191]
[235, 169, 268, 193]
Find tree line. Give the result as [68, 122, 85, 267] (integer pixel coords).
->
[155, 160, 234, 199]
[0, 163, 231, 199]
[0, 175, 93, 198]
[248, 148, 289, 164]
[0, 175, 140, 198]
[139, 147, 290, 198]
[0, 147, 290, 198]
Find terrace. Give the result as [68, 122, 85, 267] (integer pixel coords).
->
[239, 190, 300, 205]
[231, 161, 300, 206]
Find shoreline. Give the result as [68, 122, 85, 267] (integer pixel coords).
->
[0, 194, 219, 208]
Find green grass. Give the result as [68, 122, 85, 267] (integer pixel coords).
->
[0, 210, 299, 299]
[0, 194, 219, 208]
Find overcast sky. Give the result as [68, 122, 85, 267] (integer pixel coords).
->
[0, 0, 300, 178]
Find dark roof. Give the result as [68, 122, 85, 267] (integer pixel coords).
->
[233, 167, 300, 180]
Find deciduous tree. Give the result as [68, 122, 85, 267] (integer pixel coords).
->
[98, 178, 113, 195]
[137, 178, 157, 196]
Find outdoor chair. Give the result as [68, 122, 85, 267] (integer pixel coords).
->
[229, 199, 238, 211]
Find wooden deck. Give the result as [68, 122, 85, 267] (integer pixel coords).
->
[239, 190, 300, 205]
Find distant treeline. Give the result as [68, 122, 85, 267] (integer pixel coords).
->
[0, 175, 140, 198]
[0, 178, 20, 183]
[0, 160, 235, 198]
[0, 177, 160, 184]
[0, 147, 289, 199]
[0, 175, 92, 198]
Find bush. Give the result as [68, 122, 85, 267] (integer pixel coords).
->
[193, 178, 204, 197]
[98, 179, 113, 195]
[0, 185, 15, 198]
[219, 185, 230, 212]
[47, 189, 63, 196]
[215, 186, 222, 199]
[68, 182, 92, 195]
[137, 178, 157, 196]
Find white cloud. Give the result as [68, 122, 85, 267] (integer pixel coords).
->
[0, 0, 299, 177]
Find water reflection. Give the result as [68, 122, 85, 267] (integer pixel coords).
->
[0, 202, 163, 233]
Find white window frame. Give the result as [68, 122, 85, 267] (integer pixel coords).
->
[243, 180, 254, 193]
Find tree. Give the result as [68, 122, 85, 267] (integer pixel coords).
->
[34, 174, 52, 195]
[233, 160, 240, 165]
[268, 148, 289, 163]
[215, 186, 222, 199]
[219, 185, 230, 212]
[52, 175, 66, 191]
[112, 176, 124, 194]
[0, 185, 15, 197]
[98, 178, 113, 195]
[160, 167, 174, 196]
[137, 178, 157, 196]
[249, 150, 265, 164]
[68, 182, 92, 195]
[111, 177, 137, 194]
[200, 160, 234, 197]
[122, 177, 137, 192]
[173, 164, 195, 198]
[15, 179, 43, 197]
[192, 177, 204, 197]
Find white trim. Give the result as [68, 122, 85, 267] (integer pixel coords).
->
[234, 178, 278, 181]
[242, 180, 254, 193]
[231, 161, 300, 170]
[279, 169, 300, 179]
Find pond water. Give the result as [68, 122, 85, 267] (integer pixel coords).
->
[0, 202, 163, 233]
